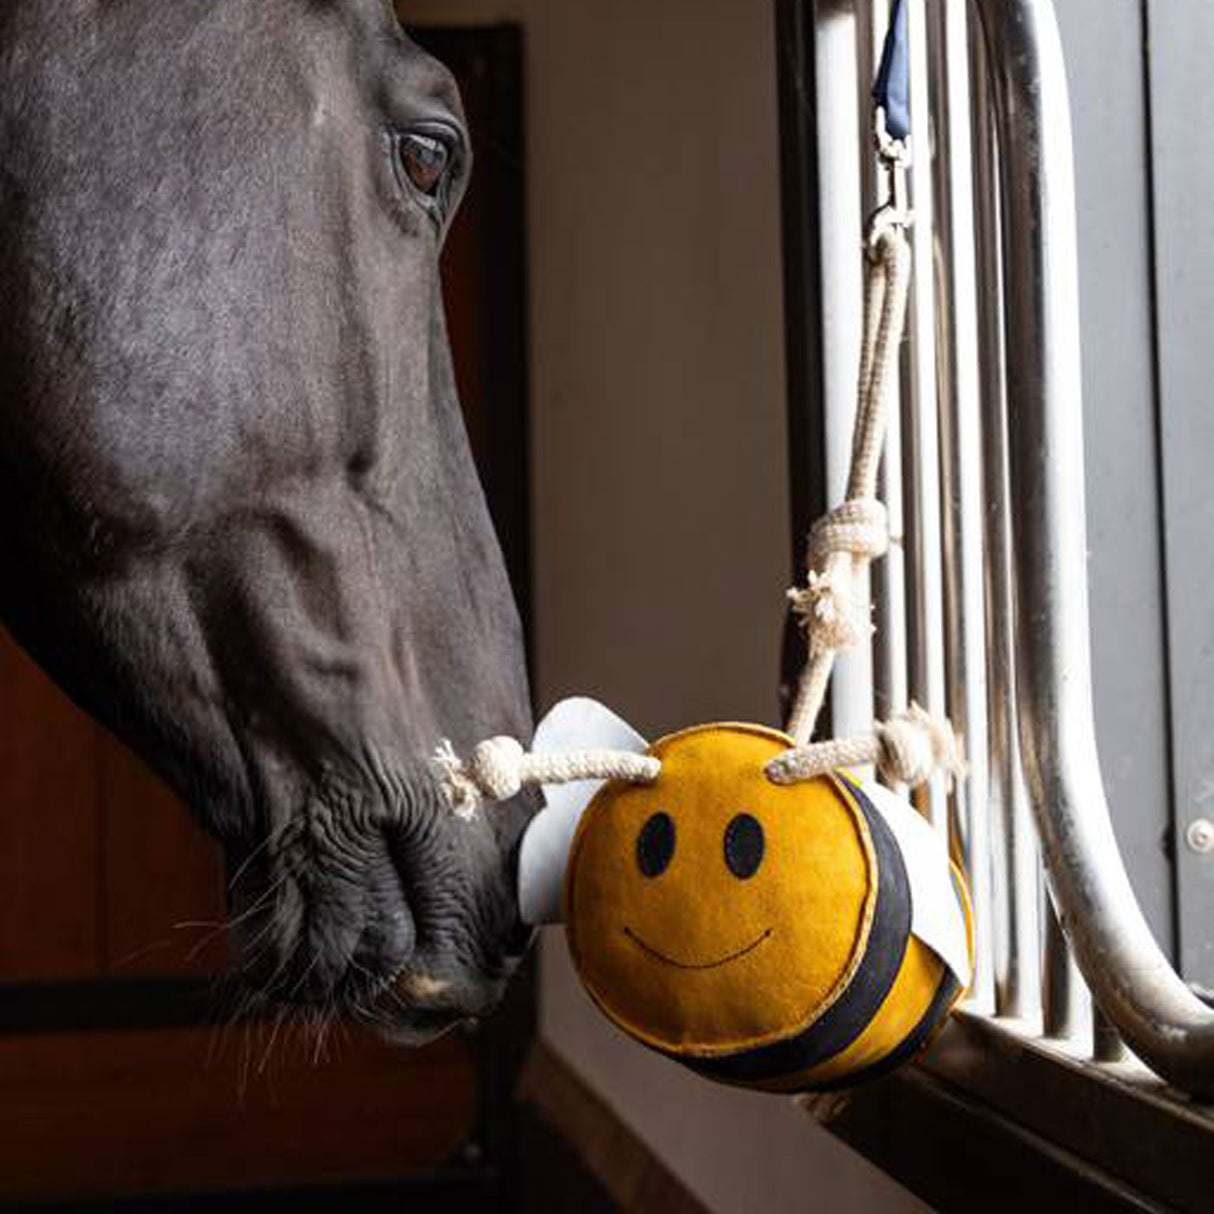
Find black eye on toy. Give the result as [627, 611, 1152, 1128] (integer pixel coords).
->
[724, 813, 764, 879]
[637, 812, 675, 878]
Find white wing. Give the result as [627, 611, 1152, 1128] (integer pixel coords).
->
[517, 698, 648, 925]
[860, 779, 973, 987]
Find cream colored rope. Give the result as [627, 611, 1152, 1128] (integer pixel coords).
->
[768, 703, 961, 789]
[434, 737, 659, 819]
[772, 209, 959, 789]
[784, 224, 911, 746]
[437, 161, 957, 816]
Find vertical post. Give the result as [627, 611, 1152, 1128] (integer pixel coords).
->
[968, 0, 1214, 1094]
[814, 0, 874, 743]
[969, 26, 1041, 1025]
[901, 0, 949, 830]
[929, 0, 993, 1011]
[866, 1, 912, 790]
[1042, 895, 1092, 1048]
[1092, 1006, 1126, 1063]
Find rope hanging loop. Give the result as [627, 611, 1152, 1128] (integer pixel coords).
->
[783, 216, 912, 748]
[778, 18, 960, 791]
[436, 3, 959, 816]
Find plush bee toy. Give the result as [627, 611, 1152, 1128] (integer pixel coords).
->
[439, 0, 971, 1093]
[506, 698, 973, 1094]
[437, 209, 975, 1093]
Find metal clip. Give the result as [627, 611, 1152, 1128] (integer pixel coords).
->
[867, 108, 913, 249]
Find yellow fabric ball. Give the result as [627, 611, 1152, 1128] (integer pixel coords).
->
[564, 722, 972, 1092]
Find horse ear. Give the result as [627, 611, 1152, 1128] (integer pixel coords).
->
[518, 699, 648, 926]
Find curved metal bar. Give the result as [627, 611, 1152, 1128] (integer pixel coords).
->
[970, 0, 1214, 1095]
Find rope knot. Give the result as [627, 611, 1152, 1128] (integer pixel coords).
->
[806, 498, 889, 567]
[433, 739, 482, 820]
[762, 705, 962, 790]
[433, 734, 531, 818]
[875, 703, 962, 788]
[434, 735, 662, 818]
[788, 498, 890, 658]
[469, 735, 527, 801]
[788, 571, 862, 653]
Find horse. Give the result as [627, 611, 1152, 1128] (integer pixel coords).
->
[0, 0, 536, 1043]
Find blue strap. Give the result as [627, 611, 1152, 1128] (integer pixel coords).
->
[872, 0, 910, 142]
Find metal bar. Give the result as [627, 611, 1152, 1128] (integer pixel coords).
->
[854, 0, 877, 169]
[865, 0, 911, 784]
[1043, 878, 1094, 1049]
[968, 20, 1041, 1026]
[970, 0, 1214, 1095]
[1093, 1006, 1127, 1064]
[775, 0, 825, 703]
[928, 0, 993, 1012]
[815, 0, 873, 743]
[873, 387, 911, 791]
[1042, 896, 1079, 1041]
[901, 0, 949, 830]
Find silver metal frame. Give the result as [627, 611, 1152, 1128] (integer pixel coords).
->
[970, 0, 1214, 1095]
[804, 0, 1214, 1100]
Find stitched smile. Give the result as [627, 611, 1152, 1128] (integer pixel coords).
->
[623, 926, 773, 970]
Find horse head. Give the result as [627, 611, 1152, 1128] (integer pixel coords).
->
[0, 0, 535, 1041]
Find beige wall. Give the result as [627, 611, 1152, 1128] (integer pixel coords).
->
[404, 1, 926, 1208]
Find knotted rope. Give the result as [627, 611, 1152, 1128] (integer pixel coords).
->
[788, 498, 890, 653]
[435, 139, 959, 816]
[434, 737, 659, 819]
[769, 201, 960, 790]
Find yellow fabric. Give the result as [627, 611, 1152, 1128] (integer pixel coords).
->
[565, 723, 876, 1057]
[760, 936, 944, 1092]
[755, 855, 975, 1093]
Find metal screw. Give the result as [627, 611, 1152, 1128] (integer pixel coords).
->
[1186, 818, 1214, 854]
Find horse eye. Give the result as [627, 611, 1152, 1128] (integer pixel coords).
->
[398, 131, 450, 196]
[636, 812, 675, 878]
[724, 813, 764, 879]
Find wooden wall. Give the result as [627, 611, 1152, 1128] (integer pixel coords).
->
[0, 25, 528, 1206]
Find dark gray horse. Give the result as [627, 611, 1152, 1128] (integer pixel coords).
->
[0, 0, 535, 1042]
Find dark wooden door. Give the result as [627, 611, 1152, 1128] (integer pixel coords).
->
[0, 25, 528, 1208]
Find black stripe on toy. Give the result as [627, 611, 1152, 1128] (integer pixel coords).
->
[685, 782, 912, 1084]
[813, 870, 968, 1092]
[812, 970, 959, 1092]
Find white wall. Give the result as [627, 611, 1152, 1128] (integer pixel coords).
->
[404, 1, 928, 1208]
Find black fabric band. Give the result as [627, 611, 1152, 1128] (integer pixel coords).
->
[812, 870, 968, 1092]
[684, 781, 912, 1084]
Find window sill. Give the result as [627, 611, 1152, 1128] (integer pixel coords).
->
[818, 1010, 1214, 1212]
[523, 1010, 1214, 1212]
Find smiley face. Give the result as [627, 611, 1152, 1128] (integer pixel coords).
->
[564, 723, 878, 1059]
